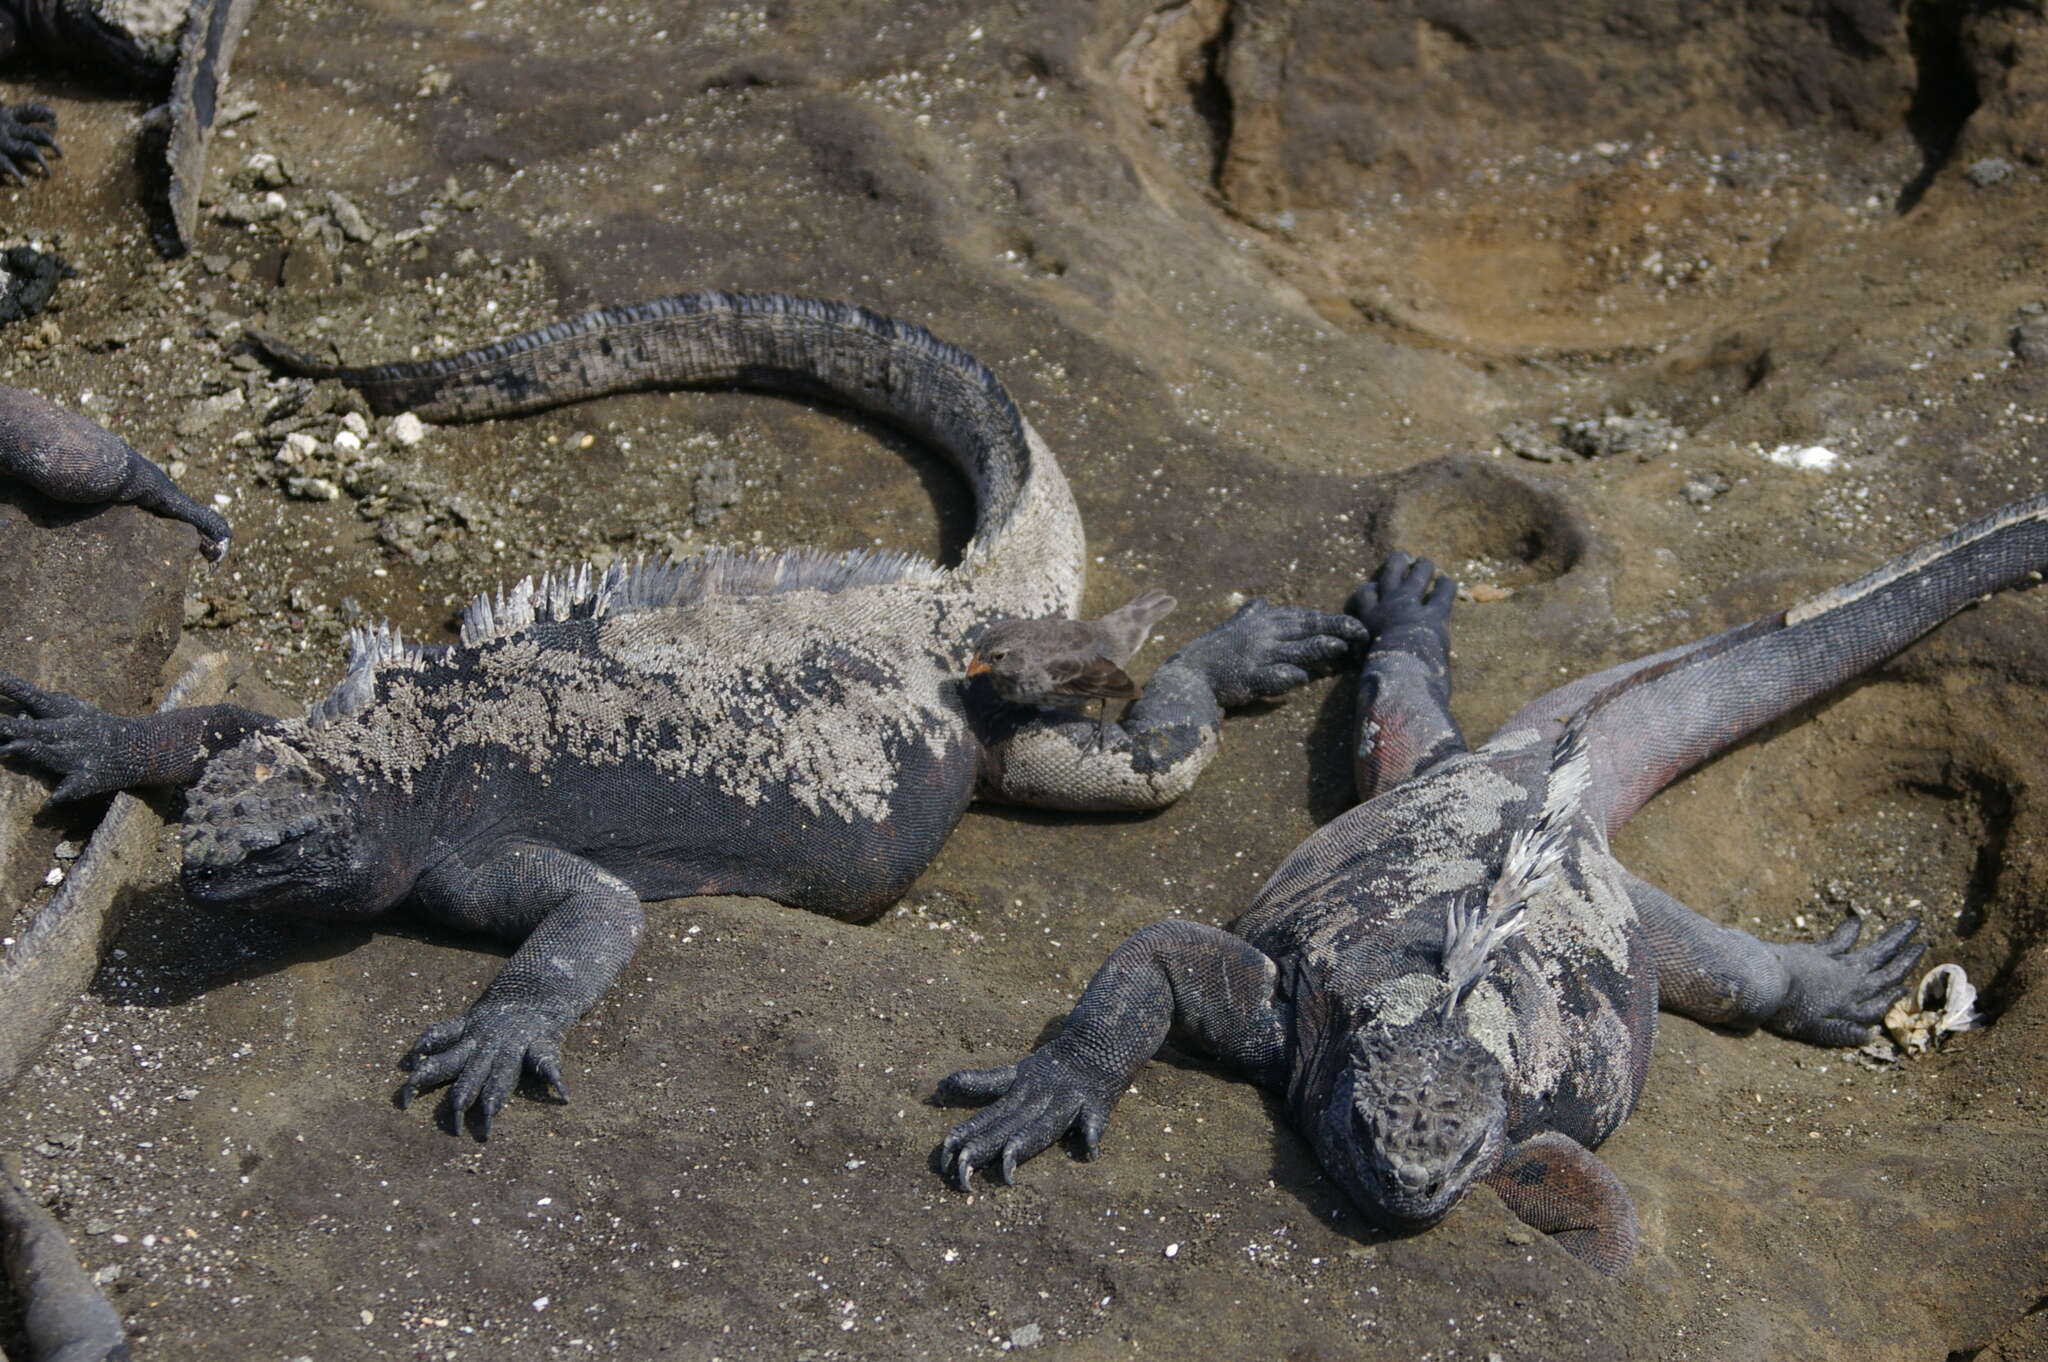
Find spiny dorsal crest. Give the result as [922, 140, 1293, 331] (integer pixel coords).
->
[309, 620, 428, 727]
[455, 546, 947, 648]
[1437, 721, 1592, 1021]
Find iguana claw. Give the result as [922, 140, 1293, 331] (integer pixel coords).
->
[936, 1047, 1119, 1191]
[1174, 598, 1367, 707]
[1767, 914, 1926, 1047]
[0, 102, 59, 183]
[397, 1003, 572, 1138]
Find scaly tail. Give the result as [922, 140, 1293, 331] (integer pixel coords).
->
[247, 291, 1083, 618]
[165, 0, 263, 255]
[1522, 491, 2048, 834]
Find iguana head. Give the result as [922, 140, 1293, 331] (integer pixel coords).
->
[179, 733, 409, 917]
[1309, 1017, 1509, 1230]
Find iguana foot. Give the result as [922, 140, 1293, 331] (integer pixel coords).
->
[0, 102, 59, 183]
[1172, 599, 1367, 707]
[0, 675, 154, 803]
[1347, 550, 1454, 638]
[1481, 1131, 1638, 1278]
[396, 1002, 572, 1138]
[1767, 914, 1924, 1047]
[936, 1047, 1119, 1190]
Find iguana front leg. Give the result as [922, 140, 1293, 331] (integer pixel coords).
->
[1628, 871, 1924, 1045]
[1346, 552, 1466, 801]
[0, 674, 276, 800]
[937, 920, 1288, 1188]
[977, 599, 1365, 811]
[1481, 1131, 1638, 1278]
[401, 844, 647, 1137]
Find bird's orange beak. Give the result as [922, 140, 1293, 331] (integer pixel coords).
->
[965, 656, 991, 677]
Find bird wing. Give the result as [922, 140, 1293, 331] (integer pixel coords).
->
[1048, 654, 1141, 701]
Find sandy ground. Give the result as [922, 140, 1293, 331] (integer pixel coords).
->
[2, 0, 2047, 1357]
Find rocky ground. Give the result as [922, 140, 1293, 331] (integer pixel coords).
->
[2, 0, 2047, 1358]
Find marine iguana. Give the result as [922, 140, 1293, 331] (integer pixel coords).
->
[0, 0, 259, 253]
[938, 493, 2048, 1276]
[0, 290, 1365, 1136]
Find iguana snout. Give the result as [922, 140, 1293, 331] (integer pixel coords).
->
[178, 734, 400, 916]
[1313, 1020, 1509, 1230]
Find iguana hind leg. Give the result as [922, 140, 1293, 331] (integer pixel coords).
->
[1628, 872, 1924, 1046]
[1345, 552, 1466, 801]
[0, 386, 231, 558]
[1481, 1130, 1638, 1278]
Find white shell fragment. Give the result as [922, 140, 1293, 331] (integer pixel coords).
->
[1761, 443, 1839, 472]
[1881, 962, 1982, 1056]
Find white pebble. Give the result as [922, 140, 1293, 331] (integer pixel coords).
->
[388, 412, 427, 446]
[1164, 1242, 1180, 1258]
[532, 1296, 549, 1312]
[341, 411, 370, 438]
[333, 429, 363, 453]
[1762, 443, 1838, 472]
[42, 866, 63, 887]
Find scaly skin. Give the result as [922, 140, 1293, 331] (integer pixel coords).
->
[939, 494, 2048, 1278]
[0, 1154, 131, 1362]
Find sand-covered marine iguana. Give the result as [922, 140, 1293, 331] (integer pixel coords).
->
[0, 290, 1365, 1136]
[938, 492, 2048, 1276]
[0, 0, 258, 253]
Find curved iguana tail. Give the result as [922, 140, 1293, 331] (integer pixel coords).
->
[1546, 490, 2048, 834]
[246, 292, 1083, 618]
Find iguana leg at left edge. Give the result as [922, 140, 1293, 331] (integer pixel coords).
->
[0, 1153, 131, 1362]
[399, 844, 647, 1138]
[0, 674, 277, 802]
[978, 599, 1365, 812]
[0, 386, 231, 559]
[1481, 1130, 1639, 1279]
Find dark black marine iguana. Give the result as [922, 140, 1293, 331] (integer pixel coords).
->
[938, 492, 2048, 1276]
[1, 0, 259, 253]
[0, 290, 1365, 1136]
